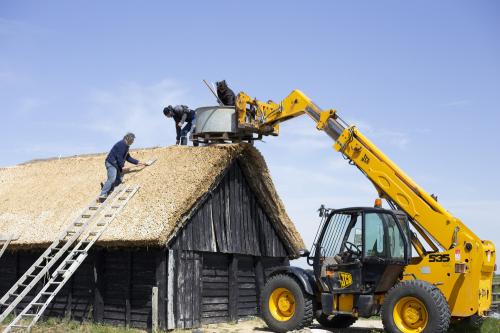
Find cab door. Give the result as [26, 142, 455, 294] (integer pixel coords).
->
[314, 210, 364, 293]
[362, 211, 409, 293]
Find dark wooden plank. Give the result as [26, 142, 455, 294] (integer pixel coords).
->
[203, 276, 229, 282]
[193, 252, 202, 328]
[125, 250, 132, 327]
[203, 303, 229, 311]
[202, 314, 229, 322]
[93, 250, 105, 323]
[176, 251, 184, 329]
[202, 297, 229, 304]
[155, 249, 167, 330]
[238, 307, 258, 316]
[224, 168, 232, 253]
[254, 257, 265, 314]
[65, 277, 73, 320]
[203, 282, 230, 289]
[240, 166, 252, 255]
[228, 255, 239, 321]
[202, 289, 229, 297]
[228, 165, 237, 253]
[185, 252, 193, 328]
[250, 189, 262, 256]
[211, 186, 223, 253]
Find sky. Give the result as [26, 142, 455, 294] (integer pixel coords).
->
[1, 1, 499, 266]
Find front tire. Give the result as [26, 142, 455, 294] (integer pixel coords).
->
[460, 314, 484, 331]
[316, 313, 357, 328]
[261, 274, 313, 333]
[381, 280, 450, 333]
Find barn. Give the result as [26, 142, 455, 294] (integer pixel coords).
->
[0, 144, 305, 330]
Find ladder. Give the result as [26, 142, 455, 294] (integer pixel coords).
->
[0, 234, 13, 262]
[0, 184, 138, 332]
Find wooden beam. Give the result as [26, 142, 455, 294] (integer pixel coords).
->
[125, 250, 132, 328]
[152, 286, 158, 332]
[254, 257, 266, 315]
[167, 249, 176, 330]
[193, 252, 202, 328]
[228, 255, 239, 321]
[65, 277, 73, 320]
[155, 249, 167, 330]
[93, 250, 104, 323]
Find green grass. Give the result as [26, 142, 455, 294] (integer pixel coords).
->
[0, 316, 148, 333]
[448, 318, 500, 333]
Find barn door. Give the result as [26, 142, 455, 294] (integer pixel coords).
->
[170, 250, 202, 329]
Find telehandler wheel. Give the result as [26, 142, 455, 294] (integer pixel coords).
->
[381, 280, 450, 333]
[316, 313, 357, 328]
[261, 274, 313, 333]
[462, 314, 484, 331]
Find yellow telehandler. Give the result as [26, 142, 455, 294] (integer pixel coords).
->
[195, 89, 496, 333]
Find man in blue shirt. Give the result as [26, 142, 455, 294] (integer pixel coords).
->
[98, 133, 145, 202]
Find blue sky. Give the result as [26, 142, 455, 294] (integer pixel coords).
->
[1, 1, 499, 262]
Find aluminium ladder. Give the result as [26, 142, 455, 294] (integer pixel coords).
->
[0, 184, 138, 332]
[0, 186, 123, 323]
[2, 184, 139, 332]
[0, 235, 13, 262]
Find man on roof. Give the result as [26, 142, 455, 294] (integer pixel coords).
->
[163, 105, 199, 146]
[216, 80, 235, 106]
[98, 133, 145, 203]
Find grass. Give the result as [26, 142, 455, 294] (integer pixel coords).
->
[448, 318, 500, 333]
[0, 316, 147, 333]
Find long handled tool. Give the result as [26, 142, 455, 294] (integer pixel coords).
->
[203, 79, 224, 106]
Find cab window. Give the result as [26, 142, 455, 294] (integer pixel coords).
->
[364, 213, 385, 257]
[386, 214, 405, 259]
[345, 214, 362, 249]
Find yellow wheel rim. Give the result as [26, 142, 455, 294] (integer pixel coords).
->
[268, 287, 296, 321]
[393, 296, 429, 333]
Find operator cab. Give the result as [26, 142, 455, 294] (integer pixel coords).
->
[311, 207, 411, 315]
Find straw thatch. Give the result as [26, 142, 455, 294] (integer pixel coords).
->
[0, 144, 305, 255]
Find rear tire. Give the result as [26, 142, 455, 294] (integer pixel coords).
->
[261, 274, 313, 333]
[316, 313, 357, 328]
[381, 280, 450, 333]
[457, 314, 484, 331]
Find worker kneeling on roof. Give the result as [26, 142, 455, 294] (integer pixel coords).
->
[163, 105, 198, 146]
[98, 133, 145, 203]
[216, 80, 236, 106]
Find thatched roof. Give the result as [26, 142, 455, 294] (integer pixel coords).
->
[0, 144, 305, 256]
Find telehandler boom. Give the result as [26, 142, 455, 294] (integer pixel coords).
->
[232, 89, 496, 333]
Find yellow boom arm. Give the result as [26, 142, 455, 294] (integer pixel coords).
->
[236, 89, 496, 317]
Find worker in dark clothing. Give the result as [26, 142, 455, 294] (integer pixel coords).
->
[99, 133, 144, 202]
[163, 105, 198, 146]
[216, 80, 236, 106]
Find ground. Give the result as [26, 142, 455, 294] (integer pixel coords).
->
[189, 318, 383, 333]
[1, 316, 499, 333]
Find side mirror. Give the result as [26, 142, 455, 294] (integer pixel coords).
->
[299, 249, 311, 257]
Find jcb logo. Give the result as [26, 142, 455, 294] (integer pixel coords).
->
[361, 154, 370, 164]
[338, 272, 353, 288]
[428, 254, 450, 263]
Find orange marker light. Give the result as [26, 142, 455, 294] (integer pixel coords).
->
[374, 198, 382, 208]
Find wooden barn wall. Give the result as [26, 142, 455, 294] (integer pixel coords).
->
[171, 161, 289, 257]
[168, 250, 289, 329]
[0, 248, 160, 330]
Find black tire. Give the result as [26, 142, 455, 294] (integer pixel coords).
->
[462, 314, 484, 331]
[381, 280, 450, 333]
[261, 274, 313, 333]
[316, 313, 357, 328]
